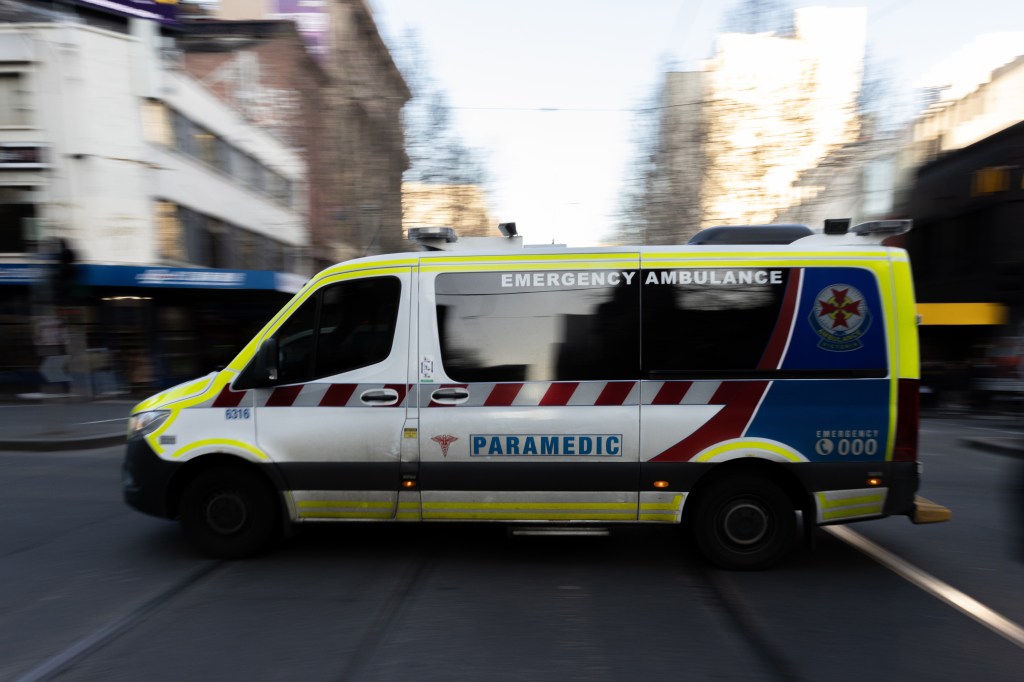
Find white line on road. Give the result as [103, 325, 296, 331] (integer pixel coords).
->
[825, 526, 1024, 650]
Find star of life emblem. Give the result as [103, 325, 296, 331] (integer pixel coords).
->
[431, 434, 458, 457]
[809, 284, 871, 351]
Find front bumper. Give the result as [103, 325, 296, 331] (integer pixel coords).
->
[122, 438, 181, 519]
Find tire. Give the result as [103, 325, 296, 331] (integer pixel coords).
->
[179, 466, 280, 559]
[691, 476, 797, 570]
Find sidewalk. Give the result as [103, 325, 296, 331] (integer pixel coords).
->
[0, 399, 133, 451]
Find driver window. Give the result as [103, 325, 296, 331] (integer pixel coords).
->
[272, 276, 401, 385]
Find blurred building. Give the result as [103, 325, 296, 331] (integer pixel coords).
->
[203, 0, 410, 267]
[174, 19, 332, 270]
[0, 0, 410, 397]
[401, 182, 494, 239]
[0, 1, 308, 396]
[644, 6, 866, 241]
[899, 45, 1024, 406]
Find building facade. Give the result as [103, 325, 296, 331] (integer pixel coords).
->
[0, 3, 309, 397]
[642, 7, 865, 240]
[205, 0, 410, 268]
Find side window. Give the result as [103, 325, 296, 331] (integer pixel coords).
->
[273, 276, 401, 385]
[435, 271, 639, 382]
[275, 296, 317, 385]
[642, 268, 789, 377]
[315, 277, 401, 377]
[641, 266, 888, 378]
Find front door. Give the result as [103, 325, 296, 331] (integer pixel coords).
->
[253, 269, 412, 520]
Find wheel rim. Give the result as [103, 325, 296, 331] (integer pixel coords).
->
[204, 490, 249, 535]
[720, 499, 771, 548]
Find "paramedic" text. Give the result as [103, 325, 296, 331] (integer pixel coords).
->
[471, 434, 622, 456]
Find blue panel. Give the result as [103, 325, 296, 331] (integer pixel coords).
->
[782, 267, 887, 371]
[747, 380, 891, 462]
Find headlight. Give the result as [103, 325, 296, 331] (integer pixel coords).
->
[127, 410, 170, 439]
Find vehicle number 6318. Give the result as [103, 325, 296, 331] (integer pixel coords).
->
[225, 408, 251, 420]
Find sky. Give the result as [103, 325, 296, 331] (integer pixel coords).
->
[368, 0, 1024, 246]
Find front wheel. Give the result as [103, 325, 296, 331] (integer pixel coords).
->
[179, 466, 280, 559]
[691, 477, 797, 570]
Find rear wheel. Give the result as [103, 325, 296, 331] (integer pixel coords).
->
[691, 476, 796, 570]
[179, 466, 279, 559]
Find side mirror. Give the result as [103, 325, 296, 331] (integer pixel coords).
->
[234, 338, 279, 390]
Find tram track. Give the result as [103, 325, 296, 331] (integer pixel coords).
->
[12, 561, 224, 682]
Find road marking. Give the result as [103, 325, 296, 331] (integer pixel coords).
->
[826, 526, 1024, 650]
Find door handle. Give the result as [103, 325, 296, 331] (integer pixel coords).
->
[360, 388, 399, 405]
[431, 387, 469, 405]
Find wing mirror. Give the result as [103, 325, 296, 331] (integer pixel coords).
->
[234, 338, 279, 390]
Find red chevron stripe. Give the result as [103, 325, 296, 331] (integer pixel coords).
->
[212, 385, 246, 407]
[484, 383, 523, 406]
[650, 381, 770, 462]
[758, 268, 802, 370]
[266, 385, 303, 407]
[540, 382, 578, 406]
[595, 381, 634, 405]
[652, 381, 693, 405]
[319, 384, 356, 407]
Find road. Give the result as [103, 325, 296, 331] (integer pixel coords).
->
[1, 416, 1022, 681]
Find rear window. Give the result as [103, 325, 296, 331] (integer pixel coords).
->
[434, 271, 639, 383]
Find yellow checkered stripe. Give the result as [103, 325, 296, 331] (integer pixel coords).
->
[290, 491, 398, 520]
[420, 500, 636, 521]
[296, 499, 395, 520]
[639, 493, 686, 522]
[815, 488, 888, 523]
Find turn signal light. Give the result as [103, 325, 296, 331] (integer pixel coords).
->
[867, 477, 882, 487]
[653, 480, 669, 489]
[401, 480, 416, 489]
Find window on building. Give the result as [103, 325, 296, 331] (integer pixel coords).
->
[972, 166, 1011, 196]
[0, 72, 28, 126]
[155, 200, 184, 262]
[435, 271, 640, 383]
[141, 100, 172, 146]
[171, 110, 196, 157]
[195, 129, 217, 168]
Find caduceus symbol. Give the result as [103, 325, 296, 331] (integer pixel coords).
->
[431, 434, 458, 457]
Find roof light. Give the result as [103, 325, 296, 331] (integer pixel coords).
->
[850, 219, 913, 237]
[498, 222, 518, 238]
[409, 226, 458, 243]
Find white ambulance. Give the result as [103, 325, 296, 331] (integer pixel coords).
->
[123, 220, 949, 569]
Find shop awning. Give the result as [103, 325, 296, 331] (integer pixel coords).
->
[0, 263, 306, 294]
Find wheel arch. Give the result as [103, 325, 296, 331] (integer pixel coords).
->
[686, 458, 813, 524]
[166, 453, 287, 520]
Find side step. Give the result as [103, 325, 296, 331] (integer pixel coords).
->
[912, 496, 952, 524]
[510, 527, 610, 537]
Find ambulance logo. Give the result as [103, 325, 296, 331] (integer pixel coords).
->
[810, 284, 871, 351]
[431, 434, 458, 457]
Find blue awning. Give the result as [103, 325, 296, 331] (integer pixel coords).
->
[0, 263, 306, 293]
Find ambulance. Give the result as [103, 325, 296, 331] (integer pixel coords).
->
[122, 219, 950, 569]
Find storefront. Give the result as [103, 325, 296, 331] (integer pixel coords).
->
[0, 262, 304, 398]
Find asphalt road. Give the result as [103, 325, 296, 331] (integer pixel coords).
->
[1, 417, 1022, 681]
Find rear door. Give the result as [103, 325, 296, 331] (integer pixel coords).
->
[416, 254, 642, 522]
